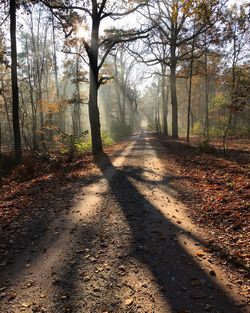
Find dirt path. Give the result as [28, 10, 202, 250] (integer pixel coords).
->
[0, 130, 248, 313]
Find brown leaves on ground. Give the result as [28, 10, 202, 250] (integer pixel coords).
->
[0, 142, 127, 223]
[0, 135, 249, 274]
[0, 153, 94, 224]
[156, 135, 250, 272]
[0, 141, 127, 264]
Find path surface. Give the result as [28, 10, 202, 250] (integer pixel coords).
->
[0, 130, 248, 313]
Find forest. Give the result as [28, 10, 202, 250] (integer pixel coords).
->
[0, 0, 249, 313]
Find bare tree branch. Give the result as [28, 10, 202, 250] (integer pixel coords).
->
[39, 0, 92, 17]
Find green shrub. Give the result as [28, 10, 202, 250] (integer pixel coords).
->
[60, 130, 114, 156]
[208, 126, 224, 138]
[75, 137, 92, 153]
[101, 131, 114, 146]
[192, 121, 203, 135]
[209, 95, 227, 112]
[60, 131, 91, 155]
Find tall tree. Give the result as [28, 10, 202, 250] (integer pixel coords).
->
[10, 0, 22, 163]
[222, 3, 249, 151]
[112, 45, 137, 128]
[41, 0, 149, 156]
[144, 0, 225, 138]
[186, 20, 196, 144]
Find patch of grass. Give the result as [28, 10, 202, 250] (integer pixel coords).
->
[102, 131, 114, 146]
[60, 131, 114, 156]
[75, 137, 92, 153]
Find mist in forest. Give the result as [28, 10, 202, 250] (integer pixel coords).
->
[1, 3, 250, 313]
[0, 0, 249, 162]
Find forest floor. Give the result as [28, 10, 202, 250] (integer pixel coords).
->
[0, 130, 249, 313]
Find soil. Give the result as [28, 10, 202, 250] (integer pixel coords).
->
[0, 130, 249, 313]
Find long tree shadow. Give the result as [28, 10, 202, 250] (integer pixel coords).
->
[0, 170, 102, 282]
[152, 133, 250, 273]
[96, 153, 243, 313]
[50, 207, 136, 313]
[107, 164, 249, 274]
[0, 132, 247, 312]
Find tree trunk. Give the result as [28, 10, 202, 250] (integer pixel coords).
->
[52, 14, 60, 98]
[89, 71, 102, 155]
[114, 55, 126, 126]
[10, 0, 22, 164]
[25, 35, 37, 150]
[0, 120, 2, 187]
[231, 32, 237, 135]
[1, 78, 14, 145]
[157, 95, 161, 133]
[204, 33, 209, 140]
[88, 16, 103, 156]
[223, 111, 232, 155]
[161, 64, 168, 136]
[52, 15, 64, 132]
[191, 108, 194, 131]
[39, 99, 46, 151]
[106, 89, 111, 131]
[74, 54, 82, 137]
[187, 24, 195, 144]
[170, 63, 178, 138]
[187, 60, 194, 144]
[24, 33, 37, 150]
[155, 99, 158, 133]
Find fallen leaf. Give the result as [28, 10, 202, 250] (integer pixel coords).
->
[22, 302, 31, 308]
[125, 298, 133, 306]
[196, 251, 205, 257]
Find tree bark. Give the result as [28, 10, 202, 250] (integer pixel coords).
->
[1, 78, 14, 145]
[25, 35, 37, 150]
[10, 0, 22, 163]
[88, 15, 103, 156]
[186, 20, 196, 144]
[114, 54, 126, 126]
[0, 120, 2, 187]
[161, 64, 168, 136]
[52, 14, 60, 98]
[51, 14, 65, 132]
[187, 49, 194, 144]
[170, 62, 178, 138]
[74, 54, 82, 137]
[204, 33, 209, 140]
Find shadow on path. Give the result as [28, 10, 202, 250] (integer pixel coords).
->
[0, 132, 246, 313]
[96, 138, 243, 312]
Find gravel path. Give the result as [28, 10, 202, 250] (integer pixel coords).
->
[0, 130, 248, 313]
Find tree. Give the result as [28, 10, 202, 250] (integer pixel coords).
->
[221, 3, 249, 152]
[19, 7, 57, 151]
[143, 0, 225, 138]
[10, 0, 22, 163]
[41, 0, 149, 156]
[186, 22, 195, 144]
[112, 45, 137, 129]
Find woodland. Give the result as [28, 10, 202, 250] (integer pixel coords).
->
[0, 0, 249, 313]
